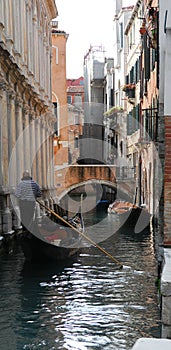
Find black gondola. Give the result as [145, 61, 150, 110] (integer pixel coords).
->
[19, 211, 84, 262]
[108, 200, 151, 231]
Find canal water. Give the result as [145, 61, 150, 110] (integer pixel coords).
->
[0, 207, 161, 350]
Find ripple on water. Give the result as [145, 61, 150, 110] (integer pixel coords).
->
[0, 216, 161, 350]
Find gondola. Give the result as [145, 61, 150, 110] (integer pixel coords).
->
[19, 211, 84, 262]
[108, 200, 151, 230]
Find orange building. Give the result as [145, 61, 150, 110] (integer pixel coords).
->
[51, 21, 69, 166]
[51, 22, 84, 194]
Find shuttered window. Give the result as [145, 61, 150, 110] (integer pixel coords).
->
[130, 66, 134, 83]
[127, 112, 132, 135]
[135, 105, 139, 131]
[67, 95, 72, 104]
[53, 102, 58, 136]
[144, 36, 150, 80]
[120, 22, 123, 49]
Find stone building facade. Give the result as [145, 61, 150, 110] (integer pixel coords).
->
[107, 2, 134, 170]
[0, 0, 57, 234]
[67, 79, 84, 166]
[82, 45, 105, 164]
[123, 0, 160, 219]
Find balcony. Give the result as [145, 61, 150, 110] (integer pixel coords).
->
[104, 106, 124, 117]
[104, 106, 124, 131]
[122, 83, 136, 98]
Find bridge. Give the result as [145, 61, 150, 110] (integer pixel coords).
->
[55, 164, 136, 202]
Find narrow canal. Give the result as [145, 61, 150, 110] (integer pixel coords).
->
[0, 206, 161, 350]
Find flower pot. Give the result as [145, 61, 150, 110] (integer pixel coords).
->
[139, 27, 146, 35]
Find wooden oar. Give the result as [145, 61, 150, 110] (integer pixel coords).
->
[36, 199, 123, 268]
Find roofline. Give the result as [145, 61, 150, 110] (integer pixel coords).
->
[114, 5, 134, 21]
[124, 0, 142, 35]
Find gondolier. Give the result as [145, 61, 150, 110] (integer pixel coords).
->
[15, 170, 42, 230]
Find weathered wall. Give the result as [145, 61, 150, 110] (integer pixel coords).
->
[161, 0, 171, 247]
[51, 24, 69, 166]
[163, 117, 171, 246]
[0, 0, 57, 234]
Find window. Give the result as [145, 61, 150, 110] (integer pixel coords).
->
[144, 36, 150, 80]
[120, 23, 123, 49]
[129, 24, 135, 48]
[74, 94, 82, 105]
[135, 105, 139, 131]
[127, 112, 132, 135]
[130, 66, 134, 83]
[126, 106, 139, 136]
[120, 140, 123, 156]
[74, 137, 79, 148]
[151, 48, 156, 71]
[67, 95, 72, 104]
[74, 115, 79, 125]
[53, 102, 58, 136]
[135, 60, 138, 83]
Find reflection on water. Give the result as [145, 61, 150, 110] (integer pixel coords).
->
[0, 208, 161, 350]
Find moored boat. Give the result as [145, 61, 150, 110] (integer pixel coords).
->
[19, 212, 84, 262]
[108, 200, 151, 231]
[96, 199, 110, 212]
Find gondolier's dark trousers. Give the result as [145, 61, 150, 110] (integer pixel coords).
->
[19, 199, 36, 231]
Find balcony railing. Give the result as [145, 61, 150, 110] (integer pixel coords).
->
[122, 84, 136, 98]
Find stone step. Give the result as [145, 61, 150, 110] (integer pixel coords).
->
[132, 338, 171, 350]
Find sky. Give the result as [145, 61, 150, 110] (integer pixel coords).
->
[55, 0, 115, 78]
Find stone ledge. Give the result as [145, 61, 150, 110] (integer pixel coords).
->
[161, 249, 171, 330]
[131, 338, 171, 349]
[161, 248, 171, 295]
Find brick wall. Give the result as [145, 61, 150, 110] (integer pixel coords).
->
[52, 29, 69, 166]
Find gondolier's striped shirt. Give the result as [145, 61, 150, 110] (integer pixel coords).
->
[15, 178, 42, 201]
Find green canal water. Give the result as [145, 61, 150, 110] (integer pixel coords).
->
[0, 207, 161, 350]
